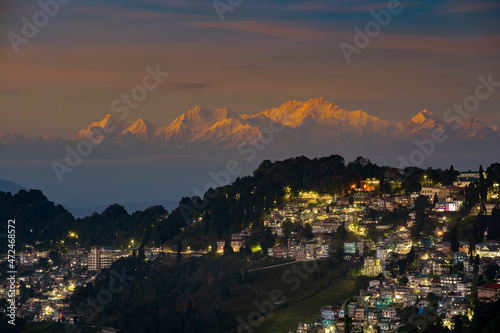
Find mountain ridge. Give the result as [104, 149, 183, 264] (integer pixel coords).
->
[2, 98, 499, 148]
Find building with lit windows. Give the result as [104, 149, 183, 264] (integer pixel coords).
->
[88, 246, 128, 271]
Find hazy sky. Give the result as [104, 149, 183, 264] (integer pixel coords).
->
[1, 0, 500, 138]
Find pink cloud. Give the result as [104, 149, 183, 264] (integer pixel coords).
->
[191, 21, 334, 39]
[285, 1, 418, 12]
[372, 33, 500, 55]
[115, 10, 211, 20]
[438, 1, 500, 13]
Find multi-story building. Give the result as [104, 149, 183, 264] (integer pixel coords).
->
[321, 306, 338, 320]
[88, 246, 128, 271]
[477, 283, 500, 302]
[311, 220, 339, 234]
[440, 275, 461, 292]
[344, 242, 358, 254]
[475, 242, 500, 258]
[420, 186, 464, 201]
[364, 257, 382, 276]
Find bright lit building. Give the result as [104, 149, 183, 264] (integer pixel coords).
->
[420, 186, 464, 201]
[88, 246, 128, 271]
[475, 241, 500, 258]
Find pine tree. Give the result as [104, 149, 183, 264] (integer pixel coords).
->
[336, 222, 348, 240]
[223, 239, 234, 255]
[479, 165, 487, 200]
[176, 239, 182, 262]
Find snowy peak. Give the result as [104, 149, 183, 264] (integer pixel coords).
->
[409, 110, 436, 125]
[154, 106, 244, 144]
[121, 118, 159, 143]
[257, 98, 346, 128]
[172, 106, 241, 130]
[458, 117, 498, 140]
[0, 132, 29, 144]
[403, 110, 446, 138]
[74, 114, 133, 141]
[403, 111, 500, 141]
[0, 132, 59, 145]
[191, 118, 260, 147]
[67, 99, 499, 149]
[255, 98, 404, 137]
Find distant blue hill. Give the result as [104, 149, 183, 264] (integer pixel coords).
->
[63, 200, 179, 219]
[0, 178, 26, 194]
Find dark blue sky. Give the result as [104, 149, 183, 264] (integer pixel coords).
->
[1, 0, 500, 137]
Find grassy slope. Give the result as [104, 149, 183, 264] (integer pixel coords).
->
[257, 278, 357, 333]
[83, 254, 359, 332]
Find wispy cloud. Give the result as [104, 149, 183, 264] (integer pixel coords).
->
[166, 83, 210, 91]
[191, 21, 334, 39]
[372, 33, 500, 55]
[286, 1, 390, 12]
[285, 0, 419, 12]
[223, 65, 253, 71]
[437, 1, 500, 13]
[114, 10, 211, 20]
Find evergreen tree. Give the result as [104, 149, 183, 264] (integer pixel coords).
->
[336, 222, 348, 240]
[479, 165, 487, 200]
[176, 239, 182, 262]
[299, 223, 314, 240]
[464, 183, 480, 212]
[223, 239, 234, 255]
[444, 225, 460, 252]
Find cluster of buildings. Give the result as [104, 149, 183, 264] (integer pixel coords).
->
[1, 171, 499, 332]
[287, 173, 500, 332]
[296, 235, 500, 332]
[268, 239, 331, 260]
[216, 231, 251, 253]
[0, 245, 130, 324]
[0, 240, 213, 324]
[264, 178, 478, 263]
[88, 246, 129, 271]
[0, 261, 95, 323]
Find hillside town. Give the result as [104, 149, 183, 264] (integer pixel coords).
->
[1, 170, 500, 333]
[282, 172, 500, 333]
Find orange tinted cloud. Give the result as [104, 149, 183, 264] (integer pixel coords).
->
[191, 21, 335, 39]
[372, 33, 500, 55]
[438, 1, 500, 13]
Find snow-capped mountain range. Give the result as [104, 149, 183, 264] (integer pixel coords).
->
[1, 98, 499, 148]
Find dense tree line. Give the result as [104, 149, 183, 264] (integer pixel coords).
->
[2, 156, 499, 250]
[0, 190, 181, 250]
[68, 249, 350, 333]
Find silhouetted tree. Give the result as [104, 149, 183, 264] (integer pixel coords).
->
[479, 165, 487, 200]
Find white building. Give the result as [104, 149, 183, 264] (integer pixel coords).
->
[88, 246, 128, 271]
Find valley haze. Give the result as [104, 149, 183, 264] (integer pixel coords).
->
[0, 98, 498, 208]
